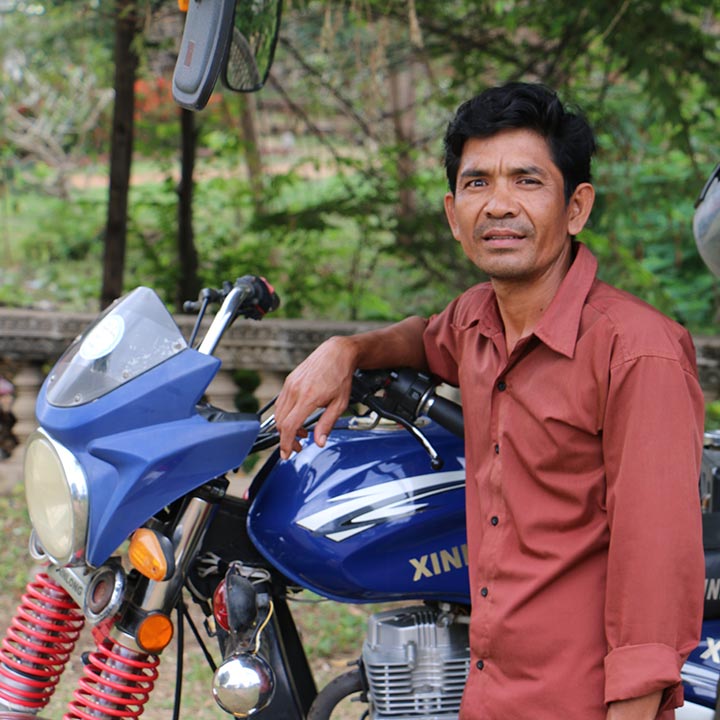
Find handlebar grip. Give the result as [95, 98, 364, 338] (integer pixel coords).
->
[235, 275, 281, 318]
[263, 283, 281, 314]
[424, 395, 464, 438]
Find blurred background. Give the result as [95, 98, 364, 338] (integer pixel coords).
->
[0, 0, 718, 325]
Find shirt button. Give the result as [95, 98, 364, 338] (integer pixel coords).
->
[476, 660, 485, 670]
[491, 516, 499, 526]
[497, 380, 507, 391]
[494, 443, 500, 454]
[480, 587, 489, 597]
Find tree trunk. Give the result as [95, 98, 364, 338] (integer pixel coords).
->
[220, 94, 265, 214]
[389, 59, 417, 248]
[176, 107, 200, 311]
[239, 93, 265, 214]
[101, 3, 140, 310]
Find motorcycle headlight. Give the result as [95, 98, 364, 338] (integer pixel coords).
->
[24, 430, 88, 565]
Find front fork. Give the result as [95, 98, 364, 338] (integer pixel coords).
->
[0, 491, 217, 719]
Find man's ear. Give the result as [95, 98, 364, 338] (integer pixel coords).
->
[444, 191, 460, 241]
[567, 182, 595, 236]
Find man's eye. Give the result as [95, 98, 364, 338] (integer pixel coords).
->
[467, 179, 487, 188]
[518, 177, 541, 185]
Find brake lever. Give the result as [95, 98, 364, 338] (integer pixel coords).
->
[185, 287, 226, 347]
[362, 394, 443, 471]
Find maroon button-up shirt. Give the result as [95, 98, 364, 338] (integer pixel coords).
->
[423, 243, 705, 719]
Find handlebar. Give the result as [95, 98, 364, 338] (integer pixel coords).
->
[350, 368, 463, 470]
[189, 275, 280, 352]
[188, 277, 461, 471]
[185, 275, 279, 317]
[352, 368, 463, 437]
[422, 394, 465, 439]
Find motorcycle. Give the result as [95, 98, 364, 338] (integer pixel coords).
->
[0, 274, 471, 720]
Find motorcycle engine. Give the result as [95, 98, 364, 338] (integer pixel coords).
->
[362, 604, 470, 720]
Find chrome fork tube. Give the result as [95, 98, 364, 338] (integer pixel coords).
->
[197, 286, 248, 356]
[141, 495, 214, 612]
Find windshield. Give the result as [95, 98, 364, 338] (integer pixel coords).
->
[46, 287, 188, 407]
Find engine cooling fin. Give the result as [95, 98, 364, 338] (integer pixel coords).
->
[362, 605, 469, 720]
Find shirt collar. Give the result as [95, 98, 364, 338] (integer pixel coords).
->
[471, 242, 598, 358]
[532, 242, 597, 359]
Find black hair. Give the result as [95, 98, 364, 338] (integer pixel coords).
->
[443, 82, 596, 202]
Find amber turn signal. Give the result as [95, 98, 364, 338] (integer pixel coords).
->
[178, 0, 189, 11]
[137, 612, 174, 653]
[128, 529, 175, 582]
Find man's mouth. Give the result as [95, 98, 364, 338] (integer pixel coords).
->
[483, 231, 524, 240]
[481, 228, 528, 243]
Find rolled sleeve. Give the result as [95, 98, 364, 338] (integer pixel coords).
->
[602, 351, 705, 708]
[604, 643, 683, 709]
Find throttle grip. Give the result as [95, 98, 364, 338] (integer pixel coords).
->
[422, 394, 464, 439]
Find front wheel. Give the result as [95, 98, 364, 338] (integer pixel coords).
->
[307, 668, 367, 720]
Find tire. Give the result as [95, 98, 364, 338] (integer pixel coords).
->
[307, 668, 367, 720]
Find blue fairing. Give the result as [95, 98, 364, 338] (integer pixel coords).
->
[248, 422, 470, 603]
[36, 348, 260, 567]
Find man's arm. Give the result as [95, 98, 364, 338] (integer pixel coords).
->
[274, 316, 428, 459]
[606, 691, 662, 720]
[602, 350, 704, 716]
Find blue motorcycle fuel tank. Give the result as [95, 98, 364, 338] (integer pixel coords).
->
[248, 421, 470, 603]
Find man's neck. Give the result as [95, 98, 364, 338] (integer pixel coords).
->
[492, 250, 573, 355]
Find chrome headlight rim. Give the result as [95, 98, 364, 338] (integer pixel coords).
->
[24, 429, 89, 566]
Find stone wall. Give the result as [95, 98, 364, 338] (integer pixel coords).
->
[1, 307, 719, 489]
[0, 308, 384, 489]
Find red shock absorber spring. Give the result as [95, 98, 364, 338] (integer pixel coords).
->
[0, 571, 85, 712]
[65, 636, 160, 720]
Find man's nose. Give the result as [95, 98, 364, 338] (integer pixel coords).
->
[485, 184, 518, 217]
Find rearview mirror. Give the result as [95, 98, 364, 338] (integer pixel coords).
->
[172, 0, 282, 111]
[172, 0, 236, 110]
[222, 0, 282, 93]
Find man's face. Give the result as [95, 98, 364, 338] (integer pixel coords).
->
[444, 129, 594, 286]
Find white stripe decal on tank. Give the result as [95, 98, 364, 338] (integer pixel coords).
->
[296, 469, 466, 542]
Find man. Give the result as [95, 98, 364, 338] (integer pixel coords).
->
[274, 82, 705, 719]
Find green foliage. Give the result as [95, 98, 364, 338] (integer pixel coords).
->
[233, 369, 260, 413]
[291, 593, 381, 662]
[126, 176, 180, 301]
[0, 485, 31, 597]
[706, 400, 720, 432]
[0, 2, 115, 169]
[585, 77, 719, 329]
[205, 0, 719, 326]
[2, 0, 720, 333]
[0, 181, 105, 309]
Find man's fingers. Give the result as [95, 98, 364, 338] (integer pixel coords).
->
[313, 398, 348, 448]
[273, 336, 356, 459]
[277, 405, 308, 459]
[277, 401, 345, 459]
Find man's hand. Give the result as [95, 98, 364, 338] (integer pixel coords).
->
[274, 336, 358, 459]
[606, 691, 662, 720]
[272, 316, 429, 460]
